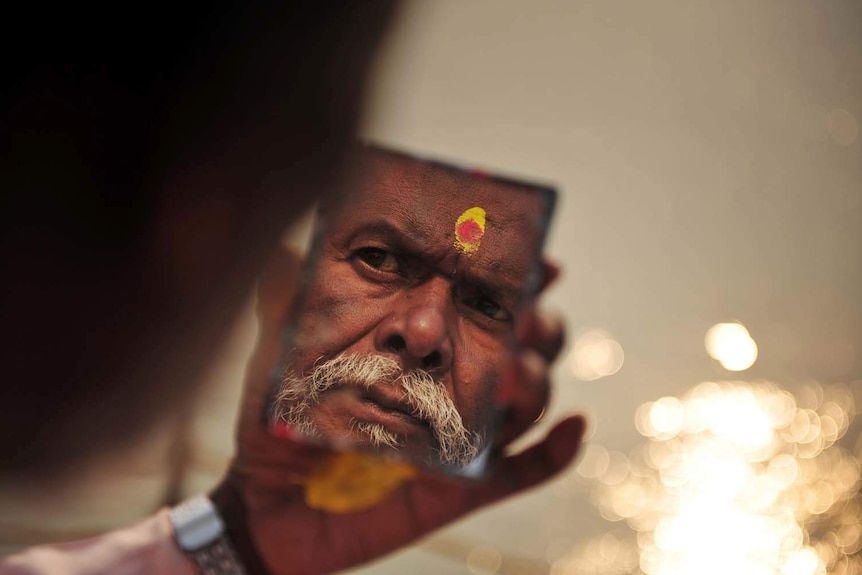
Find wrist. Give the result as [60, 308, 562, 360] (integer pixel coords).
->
[170, 494, 247, 574]
[170, 484, 271, 575]
[209, 479, 272, 575]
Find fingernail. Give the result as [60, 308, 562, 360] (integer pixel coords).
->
[538, 313, 563, 337]
[533, 406, 547, 424]
[520, 349, 545, 385]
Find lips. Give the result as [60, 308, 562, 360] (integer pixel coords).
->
[311, 376, 434, 443]
[322, 377, 429, 432]
[359, 385, 427, 428]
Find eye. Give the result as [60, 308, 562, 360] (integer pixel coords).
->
[354, 247, 402, 274]
[463, 294, 511, 322]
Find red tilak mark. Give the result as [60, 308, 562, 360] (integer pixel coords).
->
[456, 219, 483, 244]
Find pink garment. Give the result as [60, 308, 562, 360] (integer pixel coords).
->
[0, 509, 195, 575]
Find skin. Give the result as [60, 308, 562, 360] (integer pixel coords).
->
[0, 4, 587, 573]
[225, 247, 585, 575]
[0, 3, 398, 477]
[284, 150, 552, 467]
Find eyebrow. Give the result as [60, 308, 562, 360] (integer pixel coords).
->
[341, 217, 433, 251]
[459, 263, 527, 307]
[341, 217, 533, 302]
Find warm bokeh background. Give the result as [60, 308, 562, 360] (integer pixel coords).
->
[2, 1, 860, 573]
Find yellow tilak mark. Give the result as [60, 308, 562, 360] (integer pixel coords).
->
[454, 207, 486, 254]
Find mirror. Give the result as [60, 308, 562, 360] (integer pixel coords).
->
[266, 143, 556, 476]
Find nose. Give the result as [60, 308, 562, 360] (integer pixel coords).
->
[374, 278, 454, 372]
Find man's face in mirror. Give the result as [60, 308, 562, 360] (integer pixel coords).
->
[273, 149, 551, 471]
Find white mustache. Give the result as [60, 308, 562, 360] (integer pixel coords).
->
[274, 353, 482, 468]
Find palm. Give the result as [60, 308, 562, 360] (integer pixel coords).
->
[220, 248, 584, 574]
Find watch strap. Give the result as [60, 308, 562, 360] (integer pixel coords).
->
[210, 480, 271, 575]
[170, 495, 247, 575]
[184, 536, 247, 575]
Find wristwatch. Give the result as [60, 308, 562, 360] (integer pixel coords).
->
[170, 495, 247, 575]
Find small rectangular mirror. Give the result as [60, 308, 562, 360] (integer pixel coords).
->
[267, 143, 557, 478]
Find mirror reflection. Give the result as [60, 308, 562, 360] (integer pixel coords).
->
[268, 145, 555, 474]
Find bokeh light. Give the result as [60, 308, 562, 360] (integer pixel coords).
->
[830, 109, 859, 147]
[567, 380, 862, 575]
[568, 329, 625, 381]
[802, 104, 831, 142]
[705, 322, 759, 371]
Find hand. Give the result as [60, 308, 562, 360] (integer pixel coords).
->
[213, 246, 585, 575]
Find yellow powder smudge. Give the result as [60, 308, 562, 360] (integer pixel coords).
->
[454, 207, 486, 254]
[302, 451, 417, 513]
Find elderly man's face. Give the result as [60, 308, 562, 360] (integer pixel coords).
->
[275, 150, 551, 471]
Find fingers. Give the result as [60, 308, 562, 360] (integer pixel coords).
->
[240, 428, 335, 490]
[239, 245, 303, 432]
[479, 415, 586, 505]
[384, 416, 586, 542]
[234, 244, 339, 483]
[495, 308, 565, 445]
[517, 309, 564, 364]
[495, 350, 549, 445]
[234, 244, 342, 487]
[538, 259, 561, 293]
[257, 245, 304, 336]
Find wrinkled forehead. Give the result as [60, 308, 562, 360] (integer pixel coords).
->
[327, 149, 552, 256]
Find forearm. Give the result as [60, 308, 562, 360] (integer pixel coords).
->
[0, 509, 194, 575]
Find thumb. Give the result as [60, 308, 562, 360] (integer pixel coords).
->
[479, 415, 586, 505]
[257, 245, 304, 337]
[394, 415, 587, 540]
[240, 245, 304, 430]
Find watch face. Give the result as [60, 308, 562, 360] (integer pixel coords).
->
[266, 143, 557, 478]
[170, 495, 225, 551]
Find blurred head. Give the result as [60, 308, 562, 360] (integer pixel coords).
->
[0, 3, 398, 477]
[273, 147, 554, 470]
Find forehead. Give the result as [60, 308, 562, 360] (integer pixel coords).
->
[332, 150, 551, 250]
